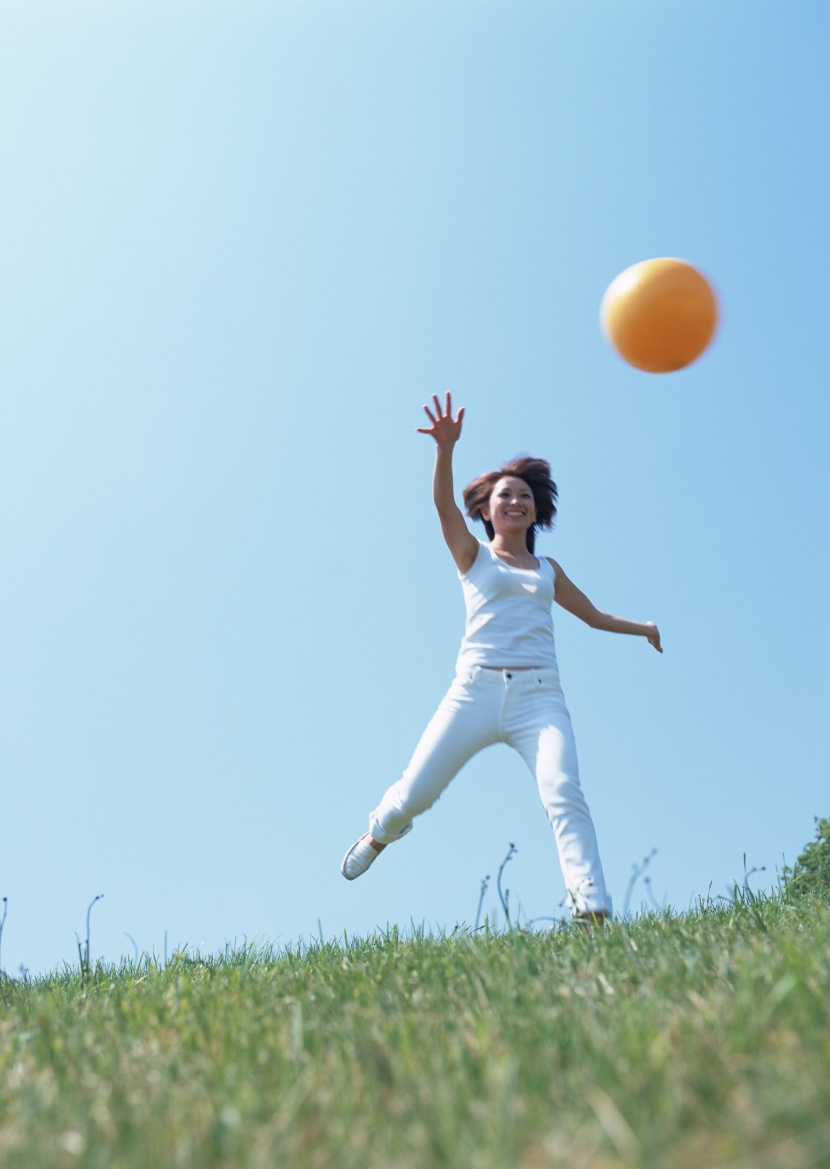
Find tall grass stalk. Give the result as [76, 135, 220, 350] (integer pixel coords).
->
[0, 897, 7, 975]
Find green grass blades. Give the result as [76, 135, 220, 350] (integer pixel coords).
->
[1, 897, 829, 1168]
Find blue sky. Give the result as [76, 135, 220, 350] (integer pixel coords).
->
[1, 1, 828, 976]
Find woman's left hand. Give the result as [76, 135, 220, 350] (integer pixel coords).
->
[644, 622, 663, 653]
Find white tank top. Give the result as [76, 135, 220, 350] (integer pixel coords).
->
[455, 540, 561, 674]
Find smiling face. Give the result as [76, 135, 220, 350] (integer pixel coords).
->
[482, 475, 537, 535]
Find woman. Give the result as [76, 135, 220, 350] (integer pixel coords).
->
[341, 393, 662, 922]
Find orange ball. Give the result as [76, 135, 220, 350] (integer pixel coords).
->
[600, 257, 718, 373]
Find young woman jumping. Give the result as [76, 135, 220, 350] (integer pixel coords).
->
[341, 394, 662, 922]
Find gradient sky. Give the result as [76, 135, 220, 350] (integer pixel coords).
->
[2, 0, 828, 976]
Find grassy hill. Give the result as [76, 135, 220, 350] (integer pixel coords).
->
[1, 894, 829, 1168]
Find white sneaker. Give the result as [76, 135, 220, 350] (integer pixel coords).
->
[341, 834, 384, 881]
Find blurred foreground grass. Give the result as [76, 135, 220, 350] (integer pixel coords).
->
[1, 896, 829, 1168]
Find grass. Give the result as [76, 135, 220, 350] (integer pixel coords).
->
[1, 894, 829, 1168]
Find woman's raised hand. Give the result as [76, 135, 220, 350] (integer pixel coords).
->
[417, 392, 465, 447]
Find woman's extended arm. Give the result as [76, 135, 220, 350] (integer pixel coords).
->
[417, 393, 479, 574]
[549, 559, 663, 652]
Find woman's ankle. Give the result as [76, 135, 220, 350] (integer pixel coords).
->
[575, 909, 608, 929]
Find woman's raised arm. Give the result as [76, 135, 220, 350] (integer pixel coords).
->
[417, 393, 479, 574]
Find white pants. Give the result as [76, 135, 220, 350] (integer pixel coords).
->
[370, 666, 612, 916]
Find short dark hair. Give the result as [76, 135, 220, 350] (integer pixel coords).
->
[462, 456, 558, 553]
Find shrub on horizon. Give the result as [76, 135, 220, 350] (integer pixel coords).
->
[782, 817, 830, 901]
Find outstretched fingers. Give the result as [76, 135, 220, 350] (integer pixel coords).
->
[429, 392, 453, 419]
[416, 392, 465, 441]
